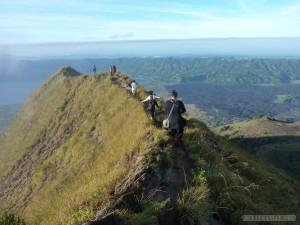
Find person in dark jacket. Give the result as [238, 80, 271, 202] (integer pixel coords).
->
[164, 90, 186, 144]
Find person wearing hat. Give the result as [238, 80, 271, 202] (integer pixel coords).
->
[164, 90, 186, 145]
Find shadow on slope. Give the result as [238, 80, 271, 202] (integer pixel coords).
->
[231, 135, 300, 181]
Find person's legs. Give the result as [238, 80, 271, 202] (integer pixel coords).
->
[168, 128, 175, 136]
[175, 126, 184, 139]
[167, 129, 178, 145]
[173, 127, 184, 146]
[149, 110, 155, 120]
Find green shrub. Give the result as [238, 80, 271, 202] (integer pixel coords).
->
[177, 183, 211, 224]
[0, 212, 26, 225]
[252, 114, 264, 119]
[120, 198, 170, 225]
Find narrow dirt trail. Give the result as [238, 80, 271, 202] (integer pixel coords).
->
[109, 74, 225, 225]
[108, 74, 227, 225]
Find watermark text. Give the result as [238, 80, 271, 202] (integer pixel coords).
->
[242, 215, 296, 222]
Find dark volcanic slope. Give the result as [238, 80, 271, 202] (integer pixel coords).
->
[167, 82, 300, 123]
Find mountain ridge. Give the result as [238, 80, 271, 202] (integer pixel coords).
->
[0, 68, 299, 225]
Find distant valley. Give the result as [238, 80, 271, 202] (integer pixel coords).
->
[168, 82, 300, 126]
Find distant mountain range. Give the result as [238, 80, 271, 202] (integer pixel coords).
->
[2, 57, 300, 84]
[1, 57, 300, 127]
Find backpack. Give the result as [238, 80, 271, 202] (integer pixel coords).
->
[147, 98, 155, 111]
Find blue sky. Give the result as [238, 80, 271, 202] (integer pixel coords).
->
[1, 0, 300, 44]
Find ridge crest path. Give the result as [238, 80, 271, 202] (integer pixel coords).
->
[109, 74, 225, 225]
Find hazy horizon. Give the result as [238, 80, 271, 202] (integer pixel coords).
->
[1, 38, 300, 60]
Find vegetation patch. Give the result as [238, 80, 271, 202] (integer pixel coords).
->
[0, 212, 25, 225]
[273, 94, 300, 104]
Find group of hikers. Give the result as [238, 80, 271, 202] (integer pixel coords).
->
[92, 65, 117, 76]
[92, 65, 187, 146]
[132, 80, 187, 145]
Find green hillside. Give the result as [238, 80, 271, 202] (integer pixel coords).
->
[273, 94, 300, 104]
[215, 116, 300, 180]
[0, 68, 299, 225]
[105, 57, 300, 85]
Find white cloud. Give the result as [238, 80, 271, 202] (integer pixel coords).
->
[109, 32, 135, 39]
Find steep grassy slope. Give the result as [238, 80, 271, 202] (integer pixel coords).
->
[0, 68, 75, 179]
[1, 68, 299, 225]
[182, 119, 299, 225]
[0, 68, 164, 224]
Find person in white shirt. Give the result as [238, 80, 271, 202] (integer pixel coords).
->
[141, 90, 161, 102]
[131, 80, 137, 96]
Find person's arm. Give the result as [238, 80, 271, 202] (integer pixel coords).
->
[141, 96, 150, 103]
[179, 101, 186, 113]
[154, 100, 159, 109]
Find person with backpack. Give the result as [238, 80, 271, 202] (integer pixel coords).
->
[112, 65, 117, 75]
[164, 90, 186, 145]
[141, 91, 160, 120]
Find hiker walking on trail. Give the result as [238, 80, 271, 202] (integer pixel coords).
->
[164, 90, 186, 145]
[109, 66, 113, 76]
[141, 90, 161, 102]
[112, 65, 117, 75]
[93, 65, 96, 76]
[131, 80, 137, 96]
[141, 91, 160, 121]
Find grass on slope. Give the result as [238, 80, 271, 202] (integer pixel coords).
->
[0, 68, 70, 179]
[25, 76, 157, 224]
[0, 69, 168, 225]
[181, 118, 299, 225]
[214, 116, 300, 182]
[216, 116, 300, 138]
